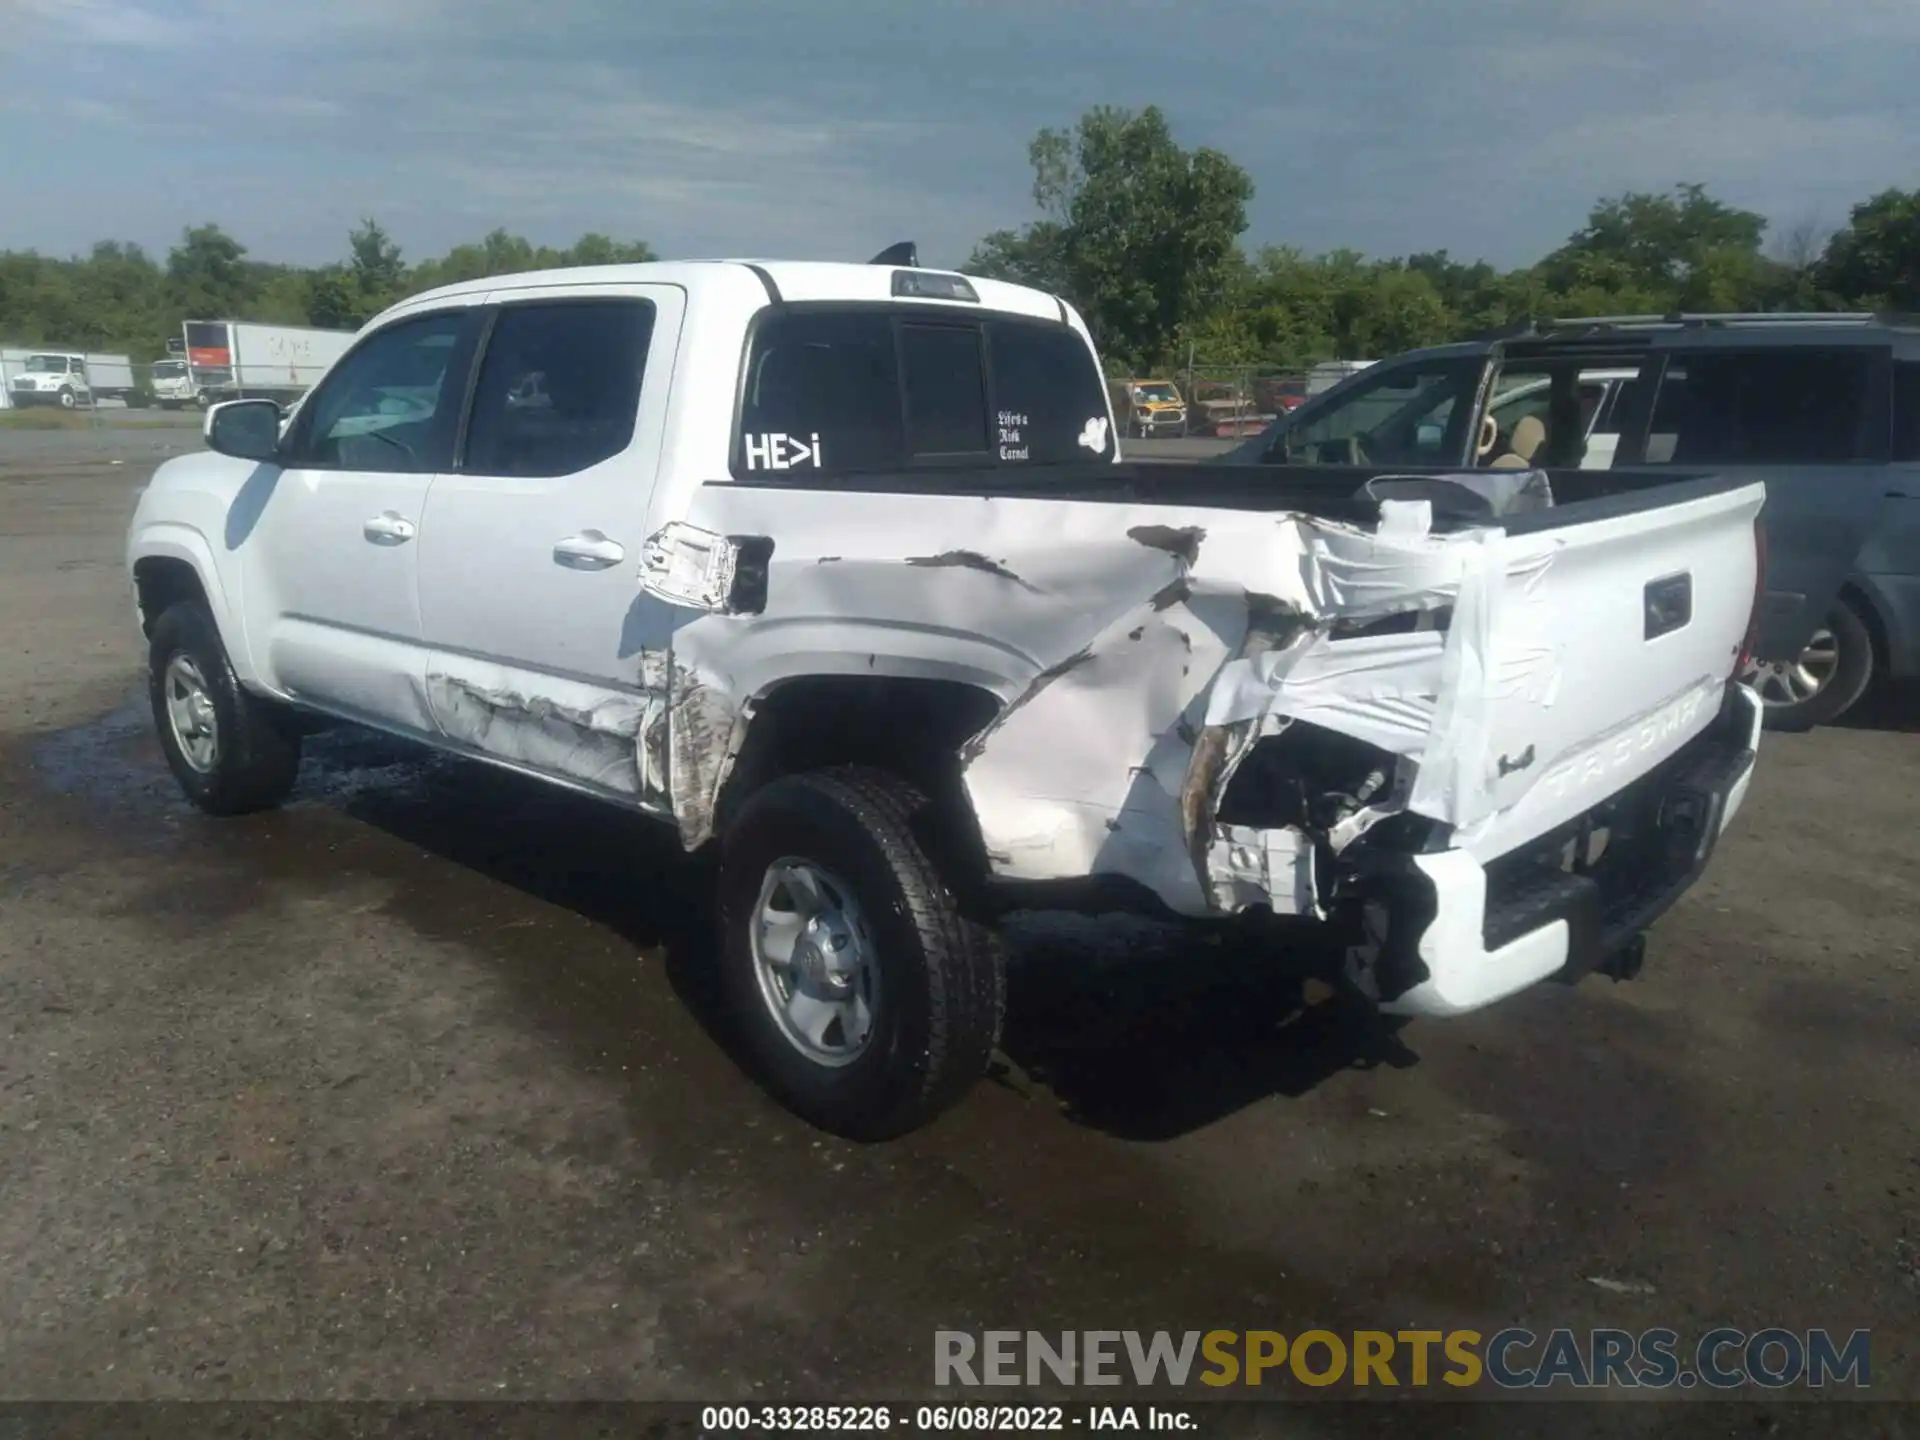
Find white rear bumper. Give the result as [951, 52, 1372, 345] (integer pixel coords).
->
[1381, 683, 1763, 1018]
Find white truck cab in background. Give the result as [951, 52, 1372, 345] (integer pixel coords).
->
[7, 351, 136, 409]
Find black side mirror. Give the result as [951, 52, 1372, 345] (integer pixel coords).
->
[205, 398, 282, 462]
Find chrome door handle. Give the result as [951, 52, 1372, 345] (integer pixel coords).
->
[363, 511, 416, 544]
[553, 531, 626, 569]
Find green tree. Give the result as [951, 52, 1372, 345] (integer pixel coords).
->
[166, 223, 250, 318]
[1819, 188, 1920, 310]
[1536, 183, 1770, 309]
[967, 105, 1253, 370]
[348, 218, 406, 311]
[304, 265, 363, 330]
[966, 221, 1073, 296]
[561, 233, 657, 267]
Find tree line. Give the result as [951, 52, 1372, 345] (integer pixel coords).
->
[3, 103, 1918, 369]
[0, 223, 655, 360]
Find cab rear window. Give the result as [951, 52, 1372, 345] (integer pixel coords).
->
[734, 308, 1112, 480]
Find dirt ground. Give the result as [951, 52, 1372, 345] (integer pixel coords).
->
[1, 435, 1916, 1437]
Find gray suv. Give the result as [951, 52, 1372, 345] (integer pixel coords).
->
[1221, 313, 1920, 730]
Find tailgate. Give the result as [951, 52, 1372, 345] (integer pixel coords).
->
[1430, 477, 1765, 860]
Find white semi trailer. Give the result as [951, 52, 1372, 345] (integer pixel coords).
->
[173, 321, 354, 409]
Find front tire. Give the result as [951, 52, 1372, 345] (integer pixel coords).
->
[147, 601, 301, 814]
[716, 766, 1005, 1141]
[1744, 600, 1875, 732]
[57, 387, 76, 410]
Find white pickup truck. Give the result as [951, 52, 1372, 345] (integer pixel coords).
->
[125, 252, 1768, 1139]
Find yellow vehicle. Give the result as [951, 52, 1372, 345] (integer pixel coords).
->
[1108, 378, 1188, 438]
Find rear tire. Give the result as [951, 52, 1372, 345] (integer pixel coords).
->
[1746, 600, 1874, 732]
[147, 601, 302, 815]
[715, 765, 1004, 1141]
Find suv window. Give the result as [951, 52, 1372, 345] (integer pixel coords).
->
[1274, 357, 1482, 466]
[1642, 349, 1887, 465]
[1895, 361, 1920, 464]
[1477, 367, 1610, 467]
[734, 308, 1115, 479]
[293, 310, 473, 473]
[463, 299, 655, 477]
[738, 311, 902, 476]
[987, 320, 1113, 462]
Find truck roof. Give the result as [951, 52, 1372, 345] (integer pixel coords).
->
[389, 259, 1072, 327]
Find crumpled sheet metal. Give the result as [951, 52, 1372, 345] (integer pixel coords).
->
[962, 498, 1564, 917]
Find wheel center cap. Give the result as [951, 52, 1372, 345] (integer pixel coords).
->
[794, 913, 856, 994]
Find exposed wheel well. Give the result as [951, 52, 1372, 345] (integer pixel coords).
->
[715, 674, 1004, 884]
[132, 557, 209, 636]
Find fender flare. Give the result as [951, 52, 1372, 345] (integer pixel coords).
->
[128, 522, 256, 685]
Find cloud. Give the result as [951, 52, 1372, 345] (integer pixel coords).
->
[6, 0, 194, 49]
[0, 0, 1914, 271]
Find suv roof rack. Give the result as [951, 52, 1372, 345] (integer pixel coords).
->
[1523, 311, 1920, 334]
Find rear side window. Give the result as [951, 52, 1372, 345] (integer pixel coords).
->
[462, 299, 654, 477]
[737, 311, 902, 476]
[1895, 362, 1920, 463]
[1641, 349, 1887, 465]
[987, 320, 1114, 462]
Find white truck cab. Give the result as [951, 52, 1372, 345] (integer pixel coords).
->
[11, 353, 91, 408]
[126, 251, 1767, 1139]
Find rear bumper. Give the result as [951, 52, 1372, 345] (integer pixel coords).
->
[1376, 681, 1762, 1017]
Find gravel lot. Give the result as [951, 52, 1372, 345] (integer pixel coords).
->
[2, 429, 1916, 1433]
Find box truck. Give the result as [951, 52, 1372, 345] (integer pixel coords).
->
[175, 321, 355, 409]
[4, 351, 137, 408]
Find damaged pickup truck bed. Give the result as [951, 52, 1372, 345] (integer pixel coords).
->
[126, 251, 1768, 1139]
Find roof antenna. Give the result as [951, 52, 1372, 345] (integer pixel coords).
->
[869, 241, 918, 267]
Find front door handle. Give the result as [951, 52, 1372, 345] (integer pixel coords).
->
[363, 511, 416, 544]
[553, 531, 626, 570]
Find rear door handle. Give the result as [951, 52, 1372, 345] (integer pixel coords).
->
[363, 511, 416, 544]
[553, 531, 626, 569]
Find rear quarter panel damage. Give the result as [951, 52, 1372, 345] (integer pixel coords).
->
[660, 486, 1514, 913]
[658, 476, 1759, 921]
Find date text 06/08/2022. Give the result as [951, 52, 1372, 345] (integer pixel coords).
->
[699, 1403, 1195, 1432]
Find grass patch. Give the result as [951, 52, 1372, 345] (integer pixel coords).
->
[0, 408, 91, 430]
[0, 407, 199, 431]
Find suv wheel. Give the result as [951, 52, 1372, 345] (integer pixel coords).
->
[147, 601, 302, 814]
[716, 766, 1004, 1141]
[1742, 600, 1875, 732]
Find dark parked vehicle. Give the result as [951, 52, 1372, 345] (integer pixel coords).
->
[1217, 313, 1920, 730]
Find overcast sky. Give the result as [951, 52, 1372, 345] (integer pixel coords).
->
[3, 0, 1916, 272]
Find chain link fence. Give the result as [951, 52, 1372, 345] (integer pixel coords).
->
[1106, 360, 1315, 439]
[1176, 362, 1314, 437]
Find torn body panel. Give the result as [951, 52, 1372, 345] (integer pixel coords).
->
[952, 482, 1764, 923]
[424, 661, 670, 805]
[661, 474, 1764, 938]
